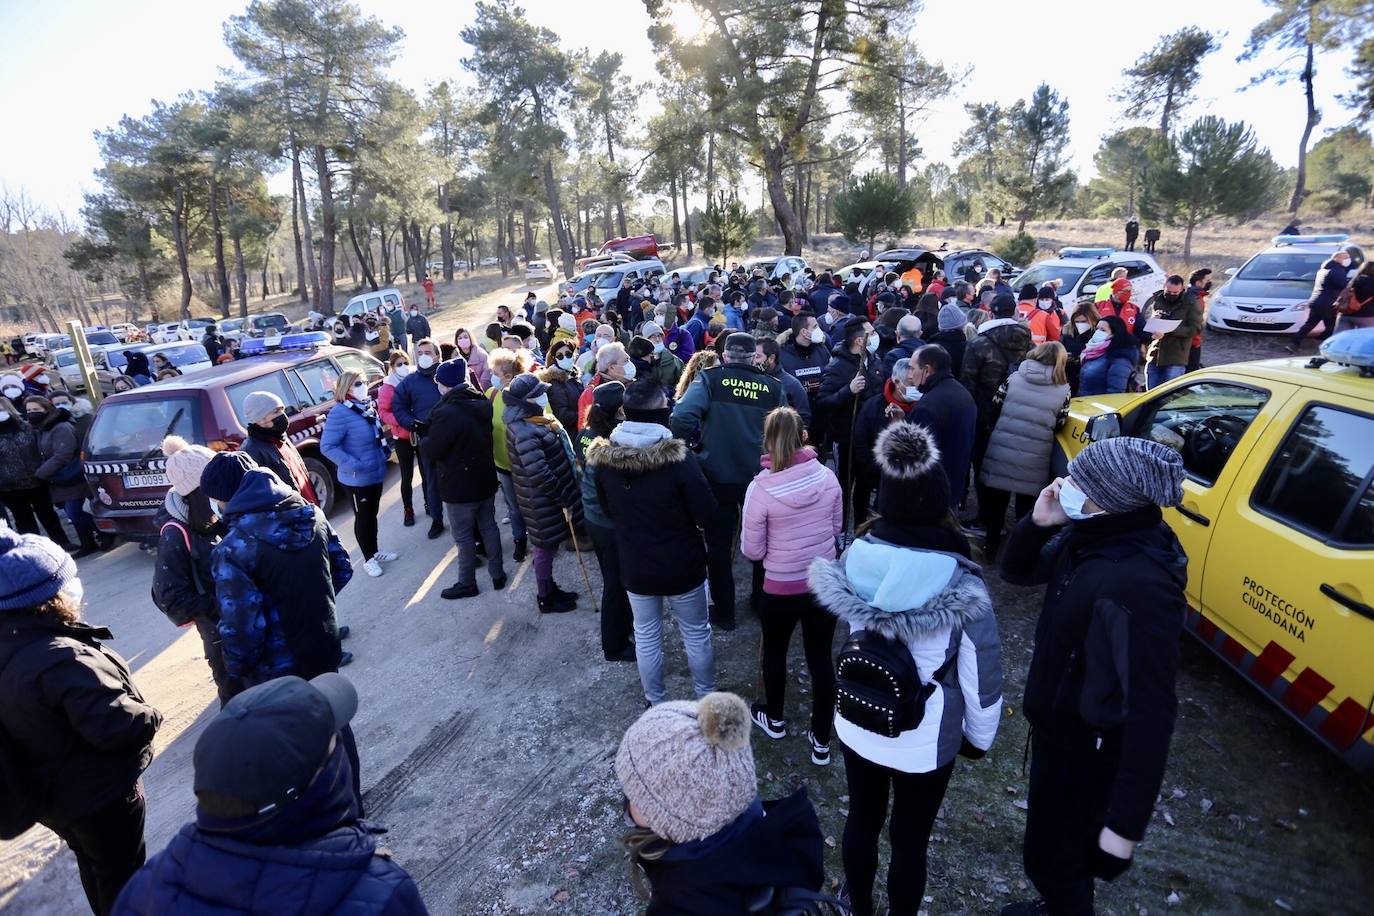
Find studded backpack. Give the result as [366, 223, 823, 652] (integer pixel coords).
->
[835, 630, 957, 738]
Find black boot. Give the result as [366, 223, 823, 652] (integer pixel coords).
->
[537, 592, 576, 613]
[72, 536, 100, 559]
[513, 537, 527, 562]
[549, 583, 578, 604]
[427, 519, 445, 540]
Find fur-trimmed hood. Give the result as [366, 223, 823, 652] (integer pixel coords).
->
[584, 434, 688, 474]
[808, 537, 991, 643]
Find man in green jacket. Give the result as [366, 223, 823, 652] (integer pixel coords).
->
[1141, 276, 1203, 390]
[670, 332, 785, 630]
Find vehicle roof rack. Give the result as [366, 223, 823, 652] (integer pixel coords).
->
[1058, 247, 1114, 259]
[1273, 233, 1350, 246]
[239, 330, 329, 356]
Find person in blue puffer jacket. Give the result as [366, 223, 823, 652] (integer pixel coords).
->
[112, 673, 428, 916]
[321, 369, 396, 579]
[1077, 315, 1138, 396]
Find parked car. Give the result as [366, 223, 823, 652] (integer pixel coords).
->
[96, 341, 213, 394]
[51, 333, 127, 391]
[524, 259, 556, 282]
[743, 254, 810, 283]
[1015, 248, 1166, 310]
[479, 256, 499, 267]
[217, 312, 289, 342]
[82, 334, 385, 539]
[110, 323, 144, 343]
[567, 259, 667, 297]
[1206, 234, 1365, 336]
[1057, 328, 1374, 774]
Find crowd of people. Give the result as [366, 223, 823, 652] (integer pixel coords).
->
[1, 251, 1306, 915]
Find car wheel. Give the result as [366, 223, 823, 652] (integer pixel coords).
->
[303, 456, 336, 516]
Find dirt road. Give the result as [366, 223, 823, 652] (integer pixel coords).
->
[2, 279, 1369, 914]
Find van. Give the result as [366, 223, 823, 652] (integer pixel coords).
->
[343, 288, 405, 320]
[82, 334, 385, 539]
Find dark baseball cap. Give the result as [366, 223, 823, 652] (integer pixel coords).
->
[193, 673, 358, 816]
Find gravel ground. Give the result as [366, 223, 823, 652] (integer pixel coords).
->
[2, 278, 1368, 915]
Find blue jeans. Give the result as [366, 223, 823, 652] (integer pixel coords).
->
[1147, 363, 1186, 390]
[62, 498, 96, 546]
[494, 469, 527, 541]
[627, 581, 715, 705]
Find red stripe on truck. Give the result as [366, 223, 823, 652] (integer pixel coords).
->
[1251, 641, 1296, 688]
[1284, 667, 1334, 718]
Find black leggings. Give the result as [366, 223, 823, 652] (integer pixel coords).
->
[1, 485, 70, 544]
[759, 591, 836, 742]
[841, 747, 954, 916]
[978, 486, 1036, 544]
[394, 437, 417, 512]
[347, 481, 383, 560]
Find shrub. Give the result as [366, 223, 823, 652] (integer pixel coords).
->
[993, 232, 1039, 266]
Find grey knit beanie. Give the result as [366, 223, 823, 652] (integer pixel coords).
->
[1068, 437, 1185, 514]
[614, 692, 757, 844]
[937, 302, 968, 332]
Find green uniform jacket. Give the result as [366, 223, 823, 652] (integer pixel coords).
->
[670, 364, 785, 486]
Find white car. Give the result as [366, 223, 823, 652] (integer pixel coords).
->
[110, 323, 143, 343]
[743, 255, 810, 283]
[1206, 234, 1365, 335]
[97, 341, 213, 393]
[1015, 248, 1167, 309]
[479, 256, 499, 267]
[524, 259, 556, 282]
[50, 331, 125, 392]
[567, 259, 667, 297]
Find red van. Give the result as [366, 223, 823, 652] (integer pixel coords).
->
[81, 338, 385, 540]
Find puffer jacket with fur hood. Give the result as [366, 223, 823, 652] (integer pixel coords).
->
[809, 540, 1004, 773]
[585, 420, 718, 596]
[739, 447, 842, 595]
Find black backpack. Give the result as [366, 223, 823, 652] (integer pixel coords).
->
[836, 630, 955, 738]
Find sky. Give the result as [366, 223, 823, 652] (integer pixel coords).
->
[0, 0, 1364, 222]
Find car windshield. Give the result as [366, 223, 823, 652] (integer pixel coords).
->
[219, 319, 244, 331]
[86, 331, 118, 345]
[86, 396, 200, 459]
[1017, 265, 1087, 293]
[567, 273, 598, 293]
[254, 315, 287, 330]
[1236, 252, 1328, 283]
[56, 351, 77, 367]
[749, 260, 778, 274]
[594, 270, 627, 289]
[157, 344, 209, 367]
[187, 319, 213, 329]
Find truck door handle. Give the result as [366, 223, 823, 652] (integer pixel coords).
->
[1175, 505, 1210, 527]
[1321, 584, 1374, 622]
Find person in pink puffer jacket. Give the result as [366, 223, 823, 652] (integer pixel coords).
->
[740, 406, 844, 766]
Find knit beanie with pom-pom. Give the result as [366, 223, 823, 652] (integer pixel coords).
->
[873, 423, 951, 525]
[614, 692, 757, 844]
[162, 435, 216, 497]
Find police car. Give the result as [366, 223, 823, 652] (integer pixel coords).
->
[1056, 328, 1374, 773]
[82, 332, 384, 539]
[1017, 247, 1167, 307]
[1206, 234, 1365, 335]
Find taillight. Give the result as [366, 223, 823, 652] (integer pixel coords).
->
[206, 440, 230, 452]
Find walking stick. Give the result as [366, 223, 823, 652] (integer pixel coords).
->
[563, 508, 597, 605]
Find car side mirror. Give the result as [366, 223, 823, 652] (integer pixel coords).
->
[1081, 283, 1099, 296]
[1086, 412, 1122, 442]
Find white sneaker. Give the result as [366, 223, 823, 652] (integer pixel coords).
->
[363, 558, 384, 577]
[372, 550, 398, 562]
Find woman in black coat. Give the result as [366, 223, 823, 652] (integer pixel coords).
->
[0, 399, 70, 546]
[503, 373, 584, 613]
[538, 339, 585, 432]
[0, 531, 162, 915]
[817, 320, 881, 529]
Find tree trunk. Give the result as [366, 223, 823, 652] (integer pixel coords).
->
[1183, 202, 1198, 262]
[232, 227, 248, 318]
[294, 146, 321, 307]
[289, 148, 308, 303]
[897, 93, 908, 189]
[1160, 83, 1176, 135]
[496, 215, 506, 278]
[313, 145, 336, 312]
[440, 223, 453, 280]
[670, 172, 682, 253]
[1289, 41, 1318, 214]
[682, 174, 694, 258]
[207, 175, 232, 317]
[173, 188, 193, 318]
[399, 218, 412, 283]
[541, 160, 575, 277]
[348, 219, 378, 290]
[261, 249, 271, 303]
[705, 131, 716, 197]
[762, 146, 806, 255]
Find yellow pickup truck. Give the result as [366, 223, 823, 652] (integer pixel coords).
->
[1055, 329, 1374, 773]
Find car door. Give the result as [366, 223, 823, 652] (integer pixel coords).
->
[1079, 262, 1115, 299]
[1120, 376, 1298, 603]
[1201, 393, 1374, 756]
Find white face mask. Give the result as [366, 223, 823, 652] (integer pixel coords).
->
[36, 374, 49, 384]
[866, 334, 879, 353]
[532, 393, 550, 409]
[808, 327, 825, 344]
[60, 576, 84, 607]
[1074, 321, 1091, 335]
[2, 386, 21, 399]
[1088, 330, 1110, 345]
[395, 364, 413, 378]
[1037, 299, 1055, 311]
[351, 383, 369, 401]
[1059, 479, 1105, 521]
[555, 355, 574, 371]
[621, 360, 638, 381]
[417, 354, 435, 370]
[410, 310, 419, 317]
[366, 331, 379, 341]
[903, 386, 921, 401]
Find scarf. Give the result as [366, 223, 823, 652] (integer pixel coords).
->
[342, 398, 393, 460]
[1080, 339, 1111, 362]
